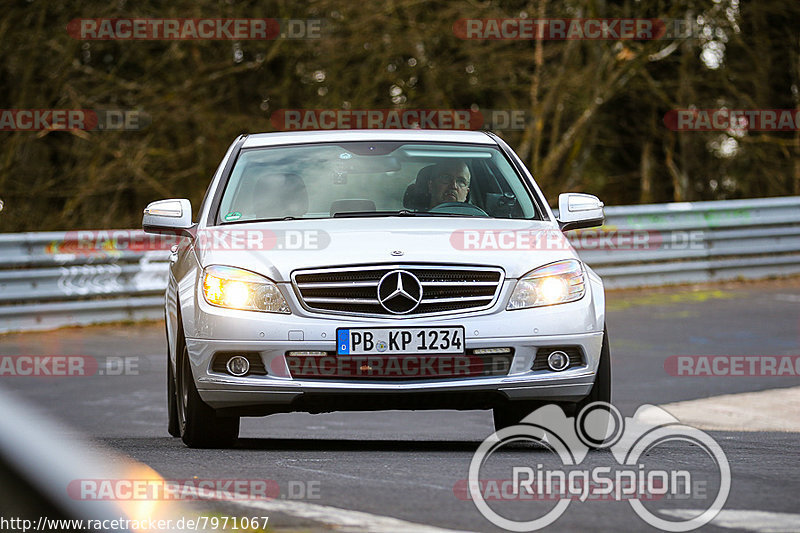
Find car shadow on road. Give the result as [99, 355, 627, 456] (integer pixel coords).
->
[233, 438, 549, 452]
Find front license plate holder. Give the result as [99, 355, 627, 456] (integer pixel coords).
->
[336, 327, 465, 355]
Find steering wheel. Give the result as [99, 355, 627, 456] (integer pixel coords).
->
[428, 202, 489, 217]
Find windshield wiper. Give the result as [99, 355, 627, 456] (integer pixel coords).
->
[332, 210, 473, 218]
[221, 216, 297, 224]
[332, 210, 420, 218]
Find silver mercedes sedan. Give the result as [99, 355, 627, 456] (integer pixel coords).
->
[143, 129, 610, 448]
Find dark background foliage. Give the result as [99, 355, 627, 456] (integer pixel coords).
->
[1, 0, 798, 231]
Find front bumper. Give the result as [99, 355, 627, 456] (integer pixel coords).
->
[184, 275, 605, 415]
[187, 331, 603, 414]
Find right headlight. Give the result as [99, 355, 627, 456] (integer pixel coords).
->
[202, 265, 290, 314]
[507, 259, 586, 310]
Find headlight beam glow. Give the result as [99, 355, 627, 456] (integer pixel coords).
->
[202, 265, 290, 314]
[507, 259, 586, 310]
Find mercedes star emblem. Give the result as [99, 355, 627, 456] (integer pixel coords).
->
[377, 270, 423, 314]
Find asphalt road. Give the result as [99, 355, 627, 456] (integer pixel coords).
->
[1, 279, 799, 532]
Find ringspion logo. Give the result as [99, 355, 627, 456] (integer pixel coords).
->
[468, 403, 730, 531]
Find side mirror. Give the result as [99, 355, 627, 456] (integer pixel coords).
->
[142, 199, 195, 237]
[556, 193, 604, 231]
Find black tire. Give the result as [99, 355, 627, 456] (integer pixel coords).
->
[492, 401, 543, 432]
[166, 313, 180, 437]
[494, 328, 611, 434]
[167, 352, 180, 437]
[175, 336, 239, 448]
[560, 327, 612, 449]
[576, 326, 611, 412]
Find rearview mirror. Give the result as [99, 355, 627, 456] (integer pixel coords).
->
[142, 198, 195, 237]
[556, 193, 604, 231]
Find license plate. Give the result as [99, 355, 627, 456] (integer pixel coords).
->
[337, 327, 465, 355]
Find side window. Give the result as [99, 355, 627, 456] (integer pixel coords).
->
[195, 181, 215, 224]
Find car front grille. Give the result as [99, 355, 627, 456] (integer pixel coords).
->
[292, 264, 504, 318]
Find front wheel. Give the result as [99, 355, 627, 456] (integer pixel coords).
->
[557, 326, 612, 444]
[175, 340, 239, 448]
[495, 328, 611, 432]
[493, 401, 544, 432]
[167, 354, 180, 437]
[576, 326, 611, 411]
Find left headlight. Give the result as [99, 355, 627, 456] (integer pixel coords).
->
[507, 259, 586, 310]
[202, 265, 290, 314]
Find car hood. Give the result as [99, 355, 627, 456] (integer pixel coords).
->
[193, 218, 578, 281]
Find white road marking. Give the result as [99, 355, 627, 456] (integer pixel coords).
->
[229, 498, 477, 533]
[179, 485, 475, 533]
[661, 509, 800, 533]
[278, 462, 452, 491]
[638, 386, 800, 432]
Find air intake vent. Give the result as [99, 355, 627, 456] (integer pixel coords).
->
[286, 349, 513, 381]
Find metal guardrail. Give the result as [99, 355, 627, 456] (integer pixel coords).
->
[1, 196, 799, 333]
[0, 231, 170, 333]
[576, 196, 800, 287]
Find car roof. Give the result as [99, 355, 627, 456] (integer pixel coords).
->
[241, 129, 497, 148]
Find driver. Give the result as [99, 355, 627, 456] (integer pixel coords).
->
[428, 160, 470, 208]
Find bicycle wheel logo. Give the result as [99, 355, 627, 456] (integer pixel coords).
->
[468, 402, 730, 531]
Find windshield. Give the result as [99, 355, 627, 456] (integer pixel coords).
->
[216, 141, 540, 223]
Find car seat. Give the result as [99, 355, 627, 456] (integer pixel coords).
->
[402, 165, 437, 210]
[249, 171, 309, 219]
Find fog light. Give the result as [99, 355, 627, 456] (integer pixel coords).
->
[547, 350, 570, 371]
[226, 355, 250, 376]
